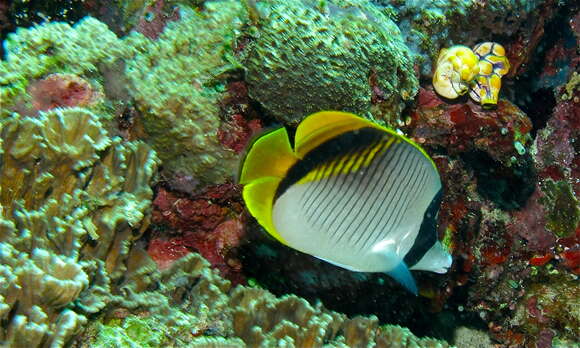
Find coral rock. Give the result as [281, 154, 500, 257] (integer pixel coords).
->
[408, 87, 532, 164]
[125, 0, 248, 185]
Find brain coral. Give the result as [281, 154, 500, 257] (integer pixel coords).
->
[245, 0, 419, 124]
[125, 0, 248, 185]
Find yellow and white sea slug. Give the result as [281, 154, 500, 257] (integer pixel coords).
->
[432, 45, 480, 99]
[469, 42, 510, 107]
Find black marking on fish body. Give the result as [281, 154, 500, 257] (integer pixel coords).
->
[355, 144, 409, 247]
[274, 127, 386, 200]
[404, 188, 443, 267]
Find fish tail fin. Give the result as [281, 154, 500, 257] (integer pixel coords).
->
[238, 127, 297, 184]
[386, 262, 418, 296]
[239, 127, 295, 245]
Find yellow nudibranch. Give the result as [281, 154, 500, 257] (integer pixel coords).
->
[469, 42, 511, 107]
[432, 45, 480, 99]
[433, 42, 510, 107]
[239, 111, 452, 295]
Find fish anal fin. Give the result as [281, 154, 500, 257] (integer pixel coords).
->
[295, 111, 380, 158]
[243, 176, 288, 245]
[386, 261, 418, 296]
[410, 241, 452, 274]
[239, 128, 297, 184]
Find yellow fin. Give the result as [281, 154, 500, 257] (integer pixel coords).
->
[239, 128, 297, 184]
[243, 176, 287, 245]
[294, 111, 382, 158]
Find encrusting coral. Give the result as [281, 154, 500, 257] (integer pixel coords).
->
[125, 0, 248, 185]
[0, 17, 132, 119]
[0, 107, 159, 347]
[244, 0, 418, 124]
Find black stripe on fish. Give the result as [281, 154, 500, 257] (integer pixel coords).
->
[275, 127, 386, 200]
[325, 140, 394, 243]
[404, 188, 443, 267]
[318, 141, 378, 233]
[354, 144, 410, 247]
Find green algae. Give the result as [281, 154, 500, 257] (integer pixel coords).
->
[540, 179, 580, 238]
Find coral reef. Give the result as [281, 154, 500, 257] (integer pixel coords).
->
[0, 17, 131, 118]
[407, 87, 533, 165]
[245, 0, 418, 124]
[27, 73, 102, 112]
[125, 0, 249, 185]
[74, 252, 453, 348]
[381, 0, 546, 76]
[0, 107, 158, 347]
[1, 1, 578, 347]
[147, 184, 247, 283]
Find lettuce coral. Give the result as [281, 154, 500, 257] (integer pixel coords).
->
[0, 107, 158, 347]
[73, 252, 453, 348]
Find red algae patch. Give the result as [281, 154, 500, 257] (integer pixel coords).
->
[28, 73, 101, 112]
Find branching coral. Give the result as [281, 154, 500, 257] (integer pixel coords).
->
[0, 107, 158, 347]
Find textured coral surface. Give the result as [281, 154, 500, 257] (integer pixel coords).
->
[1, 0, 579, 347]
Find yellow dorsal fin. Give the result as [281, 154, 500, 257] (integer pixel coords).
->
[239, 127, 297, 184]
[294, 111, 382, 158]
[243, 176, 288, 245]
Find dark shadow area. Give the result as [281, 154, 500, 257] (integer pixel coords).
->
[461, 151, 536, 210]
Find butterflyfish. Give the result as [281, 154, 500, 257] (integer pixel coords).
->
[238, 111, 452, 295]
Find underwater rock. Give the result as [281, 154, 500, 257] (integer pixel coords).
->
[125, 0, 248, 186]
[0, 107, 158, 347]
[134, 0, 180, 40]
[408, 87, 533, 165]
[148, 185, 246, 283]
[245, 0, 418, 124]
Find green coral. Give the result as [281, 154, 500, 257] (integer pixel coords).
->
[73, 253, 453, 348]
[125, 0, 248, 184]
[540, 179, 580, 238]
[0, 17, 135, 118]
[0, 107, 158, 347]
[245, 0, 418, 124]
[89, 316, 165, 348]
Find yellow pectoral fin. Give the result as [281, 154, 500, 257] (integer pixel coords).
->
[294, 111, 380, 158]
[239, 127, 297, 185]
[243, 176, 288, 245]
